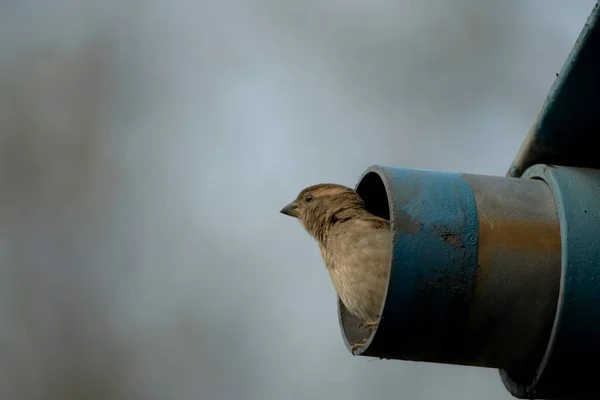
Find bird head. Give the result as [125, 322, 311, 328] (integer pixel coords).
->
[280, 183, 364, 241]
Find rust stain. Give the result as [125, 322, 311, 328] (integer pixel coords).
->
[479, 218, 560, 253]
[432, 226, 465, 249]
[393, 210, 420, 234]
[440, 233, 464, 248]
[475, 209, 561, 292]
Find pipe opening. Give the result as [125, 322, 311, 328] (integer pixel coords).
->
[355, 171, 390, 221]
[337, 170, 392, 354]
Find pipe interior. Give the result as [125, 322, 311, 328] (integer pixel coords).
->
[355, 172, 390, 221]
[337, 171, 392, 353]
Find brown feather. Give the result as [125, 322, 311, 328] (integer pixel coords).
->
[283, 183, 391, 322]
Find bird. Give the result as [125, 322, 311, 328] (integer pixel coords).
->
[280, 183, 392, 353]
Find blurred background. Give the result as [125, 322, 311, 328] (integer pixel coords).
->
[0, 1, 595, 399]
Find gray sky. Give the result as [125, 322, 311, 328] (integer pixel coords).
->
[0, 1, 595, 399]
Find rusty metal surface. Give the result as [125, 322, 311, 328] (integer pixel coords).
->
[508, 2, 600, 178]
[501, 165, 600, 399]
[462, 174, 560, 377]
[340, 165, 480, 361]
[338, 165, 562, 374]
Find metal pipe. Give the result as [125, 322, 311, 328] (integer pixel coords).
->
[508, 2, 600, 177]
[500, 165, 600, 399]
[339, 164, 600, 398]
[337, 165, 561, 386]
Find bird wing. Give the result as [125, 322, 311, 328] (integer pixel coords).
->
[325, 216, 392, 321]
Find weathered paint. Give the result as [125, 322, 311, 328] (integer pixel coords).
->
[501, 165, 600, 399]
[462, 174, 560, 376]
[339, 165, 480, 361]
[508, 2, 600, 178]
[338, 165, 562, 374]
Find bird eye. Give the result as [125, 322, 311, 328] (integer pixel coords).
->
[305, 195, 313, 202]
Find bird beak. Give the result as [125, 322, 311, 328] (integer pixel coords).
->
[280, 201, 299, 218]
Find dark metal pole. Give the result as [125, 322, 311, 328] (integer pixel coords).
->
[508, 2, 600, 177]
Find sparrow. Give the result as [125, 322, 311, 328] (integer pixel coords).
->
[280, 183, 391, 353]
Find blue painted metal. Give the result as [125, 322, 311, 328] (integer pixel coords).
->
[338, 164, 563, 374]
[508, 2, 600, 178]
[339, 165, 480, 361]
[334, 4, 600, 398]
[501, 165, 600, 399]
[376, 166, 476, 360]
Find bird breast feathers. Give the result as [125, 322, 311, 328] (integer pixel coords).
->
[324, 220, 392, 270]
